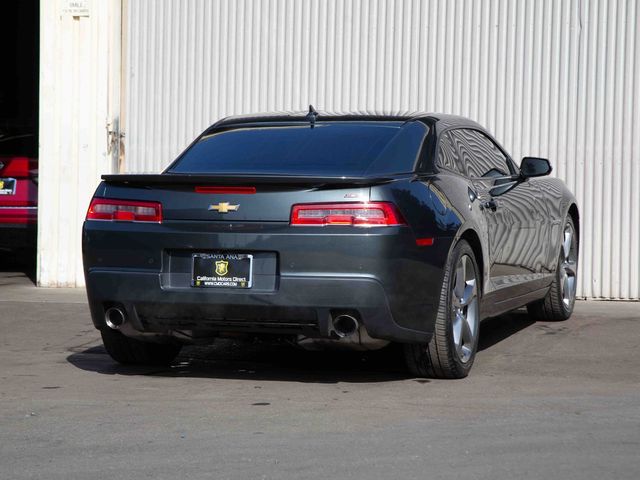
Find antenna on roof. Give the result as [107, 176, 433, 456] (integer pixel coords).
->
[306, 105, 319, 128]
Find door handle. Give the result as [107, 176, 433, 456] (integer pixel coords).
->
[481, 199, 498, 211]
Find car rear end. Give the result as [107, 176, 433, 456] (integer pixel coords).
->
[0, 155, 37, 249]
[83, 118, 450, 346]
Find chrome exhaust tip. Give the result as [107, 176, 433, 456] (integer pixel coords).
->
[105, 307, 126, 330]
[332, 314, 359, 338]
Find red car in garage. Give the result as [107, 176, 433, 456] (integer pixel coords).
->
[0, 151, 37, 250]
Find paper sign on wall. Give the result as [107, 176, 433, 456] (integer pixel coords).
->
[62, 0, 90, 17]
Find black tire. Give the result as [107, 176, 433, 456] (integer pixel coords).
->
[527, 215, 578, 321]
[404, 239, 480, 379]
[100, 329, 182, 366]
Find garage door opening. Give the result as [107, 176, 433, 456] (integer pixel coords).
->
[0, 0, 39, 284]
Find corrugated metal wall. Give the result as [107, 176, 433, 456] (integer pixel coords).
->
[124, 0, 640, 299]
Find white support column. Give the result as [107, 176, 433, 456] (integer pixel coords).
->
[38, 0, 121, 287]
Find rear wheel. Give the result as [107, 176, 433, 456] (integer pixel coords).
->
[100, 329, 182, 366]
[527, 216, 578, 321]
[404, 240, 480, 379]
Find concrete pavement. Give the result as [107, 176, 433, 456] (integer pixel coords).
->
[1, 265, 639, 480]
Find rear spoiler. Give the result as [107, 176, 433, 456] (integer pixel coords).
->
[101, 173, 412, 187]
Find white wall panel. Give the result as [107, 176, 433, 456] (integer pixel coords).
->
[125, 0, 640, 299]
[38, 0, 120, 286]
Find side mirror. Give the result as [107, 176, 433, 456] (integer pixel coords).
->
[520, 157, 552, 178]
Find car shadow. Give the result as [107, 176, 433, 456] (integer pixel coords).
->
[66, 311, 537, 383]
[66, 340, 414, 384]
[478, 309, 536, 352]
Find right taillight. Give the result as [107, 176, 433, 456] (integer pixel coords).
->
[86, 198, 162, 223]
[290, 202, 406, 227]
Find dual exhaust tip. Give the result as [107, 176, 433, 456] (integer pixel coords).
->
[105, 307, 126, 330]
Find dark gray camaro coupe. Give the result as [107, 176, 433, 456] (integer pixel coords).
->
[83, 110, 579, 378]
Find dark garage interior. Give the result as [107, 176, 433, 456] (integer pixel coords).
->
[0, 0, 39, 281]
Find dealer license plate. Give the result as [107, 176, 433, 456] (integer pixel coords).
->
[191, 253, 253, 289]
[0, 178, 16, 195]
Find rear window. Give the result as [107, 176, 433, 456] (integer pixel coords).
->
[168, 122, 426, 176]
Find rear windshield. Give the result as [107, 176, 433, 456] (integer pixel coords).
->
[168, 122, 426, 176]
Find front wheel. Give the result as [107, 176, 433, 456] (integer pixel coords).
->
[527, 215, 578, 321]
[404, 239, 480, 379]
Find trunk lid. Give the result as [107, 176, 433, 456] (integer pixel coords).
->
[100, 174, 387, 222]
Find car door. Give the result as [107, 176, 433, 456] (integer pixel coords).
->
[450, 129, 550, 289]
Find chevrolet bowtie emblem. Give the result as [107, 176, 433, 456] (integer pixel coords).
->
[208, 202, 240, 213]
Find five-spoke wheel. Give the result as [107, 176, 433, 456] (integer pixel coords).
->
[451, 254, 479, 364]
[527, 215, 579, 321]
[404, 239, 480, 379]
[560, 222, 578, 308]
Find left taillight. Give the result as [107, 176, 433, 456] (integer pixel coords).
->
[0, 156, 36, 178]
[290, 202, 406, 227]
[86, 198, 163, 223]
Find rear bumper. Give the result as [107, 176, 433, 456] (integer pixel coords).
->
[83, 220, 454, 344]
[85, 270, 432, 343]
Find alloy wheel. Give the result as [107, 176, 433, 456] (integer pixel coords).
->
[560, 222, 578, 308]
[451, 254, 479, 363]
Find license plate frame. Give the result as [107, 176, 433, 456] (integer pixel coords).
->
[191, 253, 253, 289]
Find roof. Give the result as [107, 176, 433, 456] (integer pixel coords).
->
[210, 109, 483, 132]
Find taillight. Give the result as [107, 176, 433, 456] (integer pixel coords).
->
[86, 198, 162, 223]
[0, 156, 34, 178]
[290, 202, 406, 227]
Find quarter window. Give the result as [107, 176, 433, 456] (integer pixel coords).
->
[437, 131, 466, 175]
[456, 129, 512, 178]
